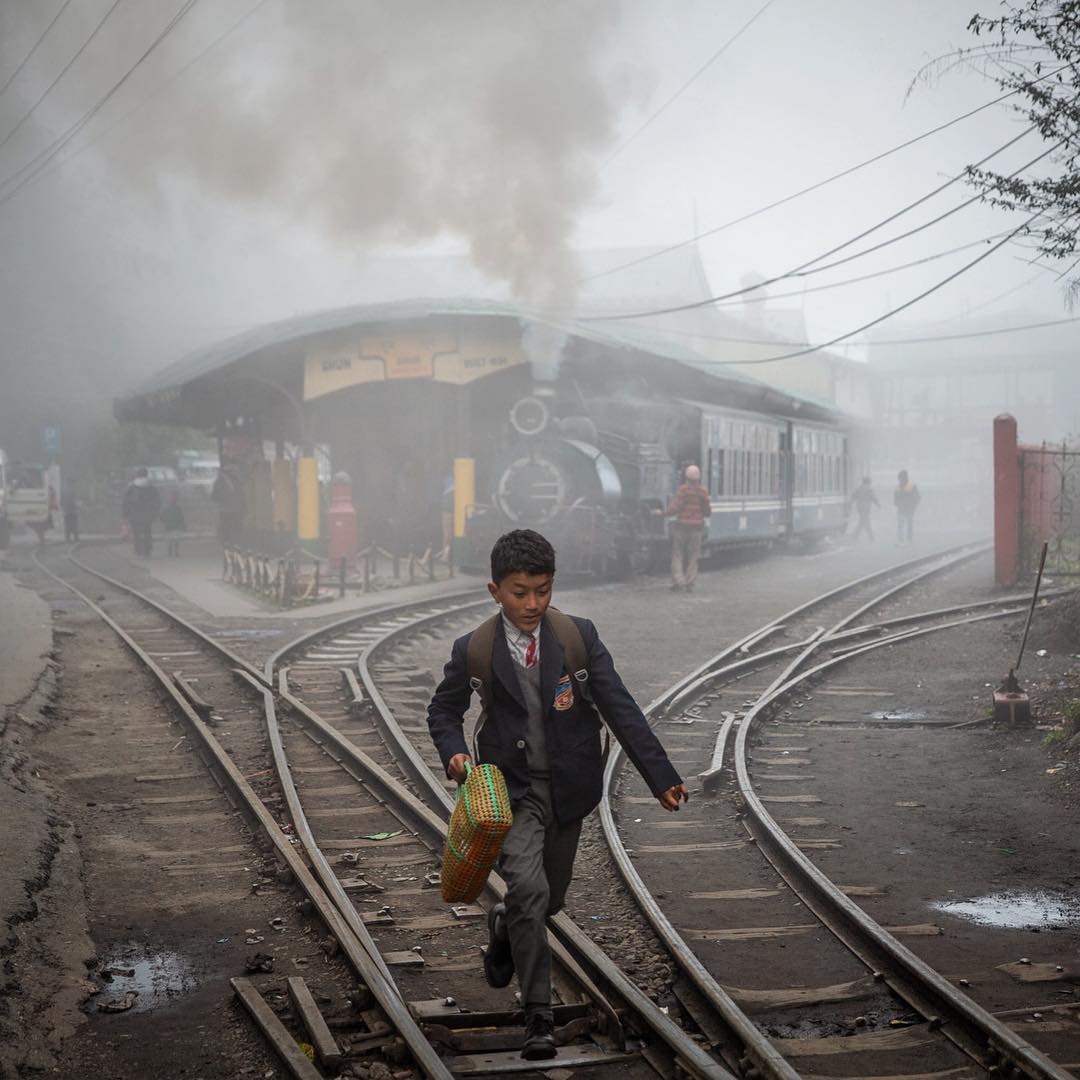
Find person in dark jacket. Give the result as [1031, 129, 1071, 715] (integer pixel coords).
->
[660, 463, 712, 591]
[850, 476, 879, 542]
[61, 486, 79, 542]
[894, 469, 920, 545]
[160, 491, 186, 557]
[426, 529, 687, 1060]
[121, 468, 161, 557]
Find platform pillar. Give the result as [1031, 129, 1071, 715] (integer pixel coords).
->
[453, 457, 475, 542]
[271, 458, 295, 536]
[994, 413, 1019, 587]
[297, 456, 320, 542]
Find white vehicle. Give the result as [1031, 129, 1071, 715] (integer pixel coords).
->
[179, 457, 220, 495]
[4, 459, 60, 540]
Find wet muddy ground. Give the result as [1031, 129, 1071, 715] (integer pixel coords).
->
[4, 540, 1080, 1077]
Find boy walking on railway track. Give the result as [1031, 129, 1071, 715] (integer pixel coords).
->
[426, 529, 688, 1060]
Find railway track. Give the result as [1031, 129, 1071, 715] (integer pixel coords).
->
[598, 545, 1080, 1080]
[33, 546, 727, 1079]
[29, 542, 1077, 1079]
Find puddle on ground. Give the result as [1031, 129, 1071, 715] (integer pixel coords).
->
[94, 946, 197, 1013]
[869, 710, 928, 722]
[214, 627, 282, 639]
[931, 890, 1080, 929]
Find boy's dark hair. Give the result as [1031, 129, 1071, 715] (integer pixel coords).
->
[490, 529, 556, 583]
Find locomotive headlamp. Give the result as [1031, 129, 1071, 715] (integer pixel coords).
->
[509, 396, 549, 438]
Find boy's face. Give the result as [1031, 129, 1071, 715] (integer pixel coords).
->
[488, 571, 553, 634]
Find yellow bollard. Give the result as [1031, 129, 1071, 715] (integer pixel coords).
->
[271, 458, 295, 534]
[297, 457, 320, 541]
[453, 457, 475, 540]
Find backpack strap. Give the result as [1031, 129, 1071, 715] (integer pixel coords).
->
[545, 607, 609, 760]
[466, 613, 500, 762]
[545, 608, 589, 697]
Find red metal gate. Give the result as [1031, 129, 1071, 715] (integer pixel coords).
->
[994, 414, 1080, 584]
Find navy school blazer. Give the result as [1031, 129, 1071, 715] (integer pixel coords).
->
[426, 612, 683, 825]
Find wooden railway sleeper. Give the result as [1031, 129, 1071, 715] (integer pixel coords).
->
[34, 559, 454, 1080]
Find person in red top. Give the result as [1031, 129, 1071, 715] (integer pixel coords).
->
[661, 464, 712, 591]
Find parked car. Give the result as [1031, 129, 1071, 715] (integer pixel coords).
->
[178, 458, 220, 496]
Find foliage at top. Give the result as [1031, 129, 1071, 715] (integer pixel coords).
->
[963, 2, 1080, 294]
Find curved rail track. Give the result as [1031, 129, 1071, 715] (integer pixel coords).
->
[599, 546, 1079, 1080]
[28, 541, 1077, 1080]
[34, 546, 728, 1079]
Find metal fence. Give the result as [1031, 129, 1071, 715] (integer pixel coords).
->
[1019, 440, 1080, 576]
[221, 543, 454, 607]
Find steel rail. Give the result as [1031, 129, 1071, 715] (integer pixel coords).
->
[730, 617, 1074, 1077]
[645, 540, 987, 721]
[341, 541, 989, 1080]
[275, 668, 631, 1054]
[30, 551, 457, 1080]
[342, 605, 735, 1080]
[51, 546, 727, 1073]
[65, 548, 267, 680]
[262, 587, 487, 681]
[594, 544, 1023, 1080]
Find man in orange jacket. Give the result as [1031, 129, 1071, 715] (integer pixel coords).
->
[661, 464, 712, 591]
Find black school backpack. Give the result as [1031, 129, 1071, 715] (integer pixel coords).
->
[465, 608, 608, 760]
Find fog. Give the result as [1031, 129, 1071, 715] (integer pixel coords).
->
[1, 0, 1079, 471]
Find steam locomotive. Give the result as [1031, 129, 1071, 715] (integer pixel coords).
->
[464, 386, 853, 575]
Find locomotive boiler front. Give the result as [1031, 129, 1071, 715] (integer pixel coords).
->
[495, 438, 622, 527]
[464, 396, 623, 574]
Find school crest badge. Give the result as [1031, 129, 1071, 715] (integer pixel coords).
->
[553, 674, 574, 711]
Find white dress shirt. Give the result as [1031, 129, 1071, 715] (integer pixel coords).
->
[501, 611, 539, 669]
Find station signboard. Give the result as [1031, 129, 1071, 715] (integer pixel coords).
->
[303, 326, 526, 401]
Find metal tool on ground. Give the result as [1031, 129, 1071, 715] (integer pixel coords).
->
[994, 540, 1049, 726]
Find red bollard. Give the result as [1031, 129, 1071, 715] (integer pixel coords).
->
[327, 471, 358, 568]
[993, 414, 1020, 587]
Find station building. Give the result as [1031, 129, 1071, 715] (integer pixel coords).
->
[112, 248, 858, 558]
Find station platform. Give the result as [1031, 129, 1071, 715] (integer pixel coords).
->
[94, 536, 482, 621]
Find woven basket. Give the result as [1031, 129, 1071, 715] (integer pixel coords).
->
[441, 762, 513, 903]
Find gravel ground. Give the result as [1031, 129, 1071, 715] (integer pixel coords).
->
[14, 531, 1080, 1078]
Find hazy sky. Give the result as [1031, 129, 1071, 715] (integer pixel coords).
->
[0, 0, 1073, 414]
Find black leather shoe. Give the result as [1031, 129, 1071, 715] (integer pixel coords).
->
[483, 903, 514, 989]
[521, 1008, 556, 1060]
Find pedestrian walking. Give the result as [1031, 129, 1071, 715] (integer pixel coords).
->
[850, 476, 879, 541]
[211, 466, 246, 547]
[61, 486, 79, 542]
[660, 464, 711, 591]
[894, 469, 920, 545]
[122, 468, 161, 557]
[426, 529, 687, 1060]
[160, 491, 186, 557]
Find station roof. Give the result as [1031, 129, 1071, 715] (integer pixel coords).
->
[114, 247, 852, 429]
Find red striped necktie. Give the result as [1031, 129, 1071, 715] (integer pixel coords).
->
[524, 634, 537, 668]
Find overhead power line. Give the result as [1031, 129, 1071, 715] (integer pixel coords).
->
[602, 0, 780, 168]
[616, 307, 1080, 349]
[691, 214, 1039, 365]
[0, 0, 268, 212]
[0, 0, 201, 206]
[584, 131, 1059, 323]
[0, 0, 122, 156]
[0, 0, 76, 100]
[587, 65, 1067, 286]
[710, 230, 1012, 308]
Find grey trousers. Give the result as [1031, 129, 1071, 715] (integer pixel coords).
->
[671, 526, 704, 586]
[497, 777, 582, 1007]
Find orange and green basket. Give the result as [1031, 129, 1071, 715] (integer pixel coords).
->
[441, 762, 513, 903]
